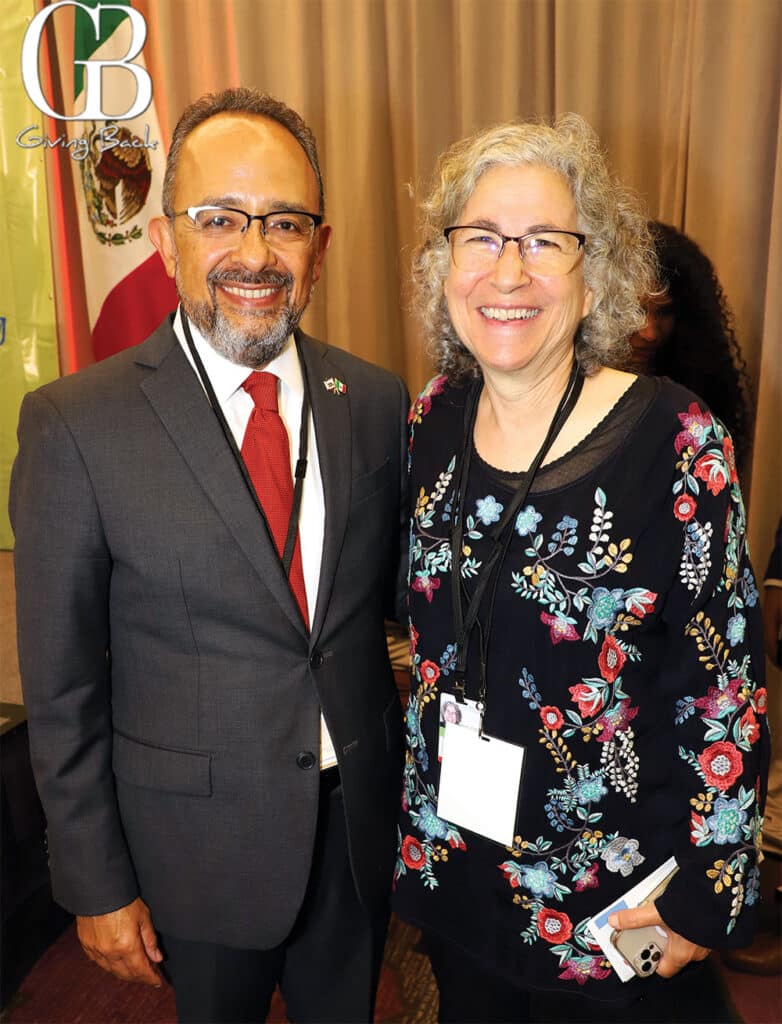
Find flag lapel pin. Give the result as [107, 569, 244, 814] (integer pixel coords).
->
[323, 377, 347, 395]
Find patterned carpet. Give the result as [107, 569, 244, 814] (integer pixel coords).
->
[3, 915, 438, 1024]
[5, 909, 782, 1024]
[382, 917, 439, 1024]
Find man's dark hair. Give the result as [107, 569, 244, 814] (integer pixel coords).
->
[162, 87, 324, 216]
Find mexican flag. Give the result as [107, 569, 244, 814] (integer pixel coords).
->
[57, 0, 176, 361]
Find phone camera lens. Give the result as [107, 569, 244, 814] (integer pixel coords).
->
[641, 949, 650, 960]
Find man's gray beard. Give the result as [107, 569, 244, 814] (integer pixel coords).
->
[183, 297, 298, 368]
[177, 267, 304, 369]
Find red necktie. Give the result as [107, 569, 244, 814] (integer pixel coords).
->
[241, 371, 309, 627]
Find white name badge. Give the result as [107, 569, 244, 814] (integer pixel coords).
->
[437, 719, 525, 847]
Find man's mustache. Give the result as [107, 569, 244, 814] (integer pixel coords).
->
[207, 268, 293, 290]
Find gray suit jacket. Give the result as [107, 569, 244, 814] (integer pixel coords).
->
[10, 318, 409, 948]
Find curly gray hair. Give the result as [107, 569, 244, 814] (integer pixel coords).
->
[413, 114, 657, 379]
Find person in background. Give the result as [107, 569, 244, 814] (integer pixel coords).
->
[10, 88, 408, 1023]
[393, 114, 769, 1023]
[627, 221, 754, 475]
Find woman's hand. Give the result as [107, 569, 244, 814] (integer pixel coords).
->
[608, 902, 711, 978]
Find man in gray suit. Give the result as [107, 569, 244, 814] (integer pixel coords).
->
[10, 88, 408, 1022]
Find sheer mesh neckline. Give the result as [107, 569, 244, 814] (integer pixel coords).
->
[472, 375, 658, 494]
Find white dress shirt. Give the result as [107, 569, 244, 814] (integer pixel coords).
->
[174, 308, 336, 768]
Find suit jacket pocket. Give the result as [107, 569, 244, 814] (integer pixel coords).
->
[113, 731, 212, 796]
[351, 457, 392, 508]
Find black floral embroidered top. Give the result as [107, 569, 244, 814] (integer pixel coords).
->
[392, 374, 769, 1004]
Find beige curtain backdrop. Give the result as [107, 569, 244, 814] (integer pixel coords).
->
[130, 0, 781, 558]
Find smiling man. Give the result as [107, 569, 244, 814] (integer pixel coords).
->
[10, 89, 408, 1023]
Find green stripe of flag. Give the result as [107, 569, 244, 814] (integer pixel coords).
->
[74, 0, 132, 99]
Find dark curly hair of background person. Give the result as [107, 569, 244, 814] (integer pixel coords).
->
[647, 221, 754, 473]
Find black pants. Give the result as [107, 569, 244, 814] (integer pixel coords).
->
[425, 930, 740, 1024]
[161, 770, 388, 1023]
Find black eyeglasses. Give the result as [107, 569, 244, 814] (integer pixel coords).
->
[172, 206, 323, 249]
[444, 226, 586, 275]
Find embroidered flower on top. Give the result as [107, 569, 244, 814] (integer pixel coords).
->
[515, 504, 543, 537]
[722, 435, 739, 484]
[725, 613, 747, 646]
[597, 635, 626, 682]
[572, 770, 608, 805]
[517, 861, 560, 898]
[414, 798, 451, 841]
[698, 741, 743, 791]
[706, 797, 748, 845]
[674, 493, 698, 522]
[674, 402, 713, 453]
[475, 494, 504, 526]
[600, 836, 645, 876]
[587, 587, 625, 630]
[419, 660, 441, 686]
[751, 688, 768, 715]
[569, 681, 606, 718]
[400, 835, 426, 870]
[558, 956, 612, 985]
[693, 451, 730, 495]
[409, 375, 447, 424]
[574, 862, 600, 892]
[412, 572, 440, 603]
[540, 706, 564, 731]
[593, 699, 638, 742]
[540, 612, 580, 644]
[693, 678, 744, 719]
[536, 907, 573, 943]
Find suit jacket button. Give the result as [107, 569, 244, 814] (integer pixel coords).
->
[309, 650, 323, 669]
[297, 751, 316, 770]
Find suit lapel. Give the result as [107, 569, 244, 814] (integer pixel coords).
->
[137, 326, 307, 638]
[298, 333, 351, 641]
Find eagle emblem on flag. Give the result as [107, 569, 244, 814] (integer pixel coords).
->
[79, 121, 152, 246]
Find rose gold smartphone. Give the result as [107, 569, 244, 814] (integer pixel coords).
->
[610, 866, 678, 978]
[611, 924, 669, 976]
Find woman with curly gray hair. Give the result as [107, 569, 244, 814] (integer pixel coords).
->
[393, 115, 767, 1022]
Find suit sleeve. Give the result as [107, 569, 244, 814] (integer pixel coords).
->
[9, 389, 139, 915]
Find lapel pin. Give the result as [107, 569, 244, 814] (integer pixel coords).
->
[323, 377, 347, 395]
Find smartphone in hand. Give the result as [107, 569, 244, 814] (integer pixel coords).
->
[609, 866, 678, 978]
[611, 923, 668, 976]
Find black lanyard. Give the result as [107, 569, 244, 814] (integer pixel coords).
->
[181, 311, 309, 581]
[449, 360, 584, 711]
